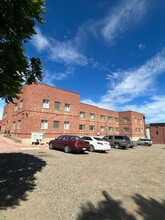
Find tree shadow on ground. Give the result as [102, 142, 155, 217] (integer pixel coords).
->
[0, 152, 46, 210]
[77, 191, 165, 220]
[77, 190, 136, 220]
[132, 194, 165, 220]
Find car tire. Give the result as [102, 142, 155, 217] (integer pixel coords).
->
[90, 145, 95, 152]
[114, 143, 120, 149]
[49, 143, 54, 149]
[64, 145, 71, 153]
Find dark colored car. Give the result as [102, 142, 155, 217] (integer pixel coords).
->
[102, 135, 133, 149]
[137, 138, 152, 146]
[49, 135, 90, 153]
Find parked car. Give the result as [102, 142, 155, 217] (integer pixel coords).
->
[49, 135, 90, 153]
[102, 135, 133, 149]
[81, 136, 111, 152]
[137, 138, 152, 146]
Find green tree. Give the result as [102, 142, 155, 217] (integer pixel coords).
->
[0, 0, 46, 102]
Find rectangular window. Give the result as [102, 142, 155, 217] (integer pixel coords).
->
[43, 99, 50, 109]
[100, 115, 105, 121]
[100, 126, 105, 132]
[123, 127, 130, 133]
[17, 120, 21, 129]
[53, 121, 59, 129]
[156, 131, 159, 135]
[115, 127, 119, 132]
[20, 100, 23, 108]
[89, 125, 95, 131]
[54, 101, 60, 110]
[65, 103, 70, 112]
[123, 117, 129, 122]
[41, 120, 48, 129]
[89, 113, 95, 120]
[79, 124, 85, 131]
[108, 127, 113, 132]
[64, 121, 70, 130]
[115, 117, 119, 122]
[108, 116, 113, 122]
[12, 122, 16, 129]
[80, 111, 85, 118]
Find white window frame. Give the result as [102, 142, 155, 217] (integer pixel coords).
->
[65, 103, 70, 112]
[64, 121, 70, 130]
[100, 115, 105, 121]
[43, 99, 50, 109]
[89, 113, 95, 120]
[100, 126, 105, 132]
[17, 120, 21, 129]
[41, 120, 48, 129]
[20, 100, 23, 109]
[79, 124, 85, 131]
[80, 111, 85, 118]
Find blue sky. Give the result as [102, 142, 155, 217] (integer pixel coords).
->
[1, 0, 165, 123]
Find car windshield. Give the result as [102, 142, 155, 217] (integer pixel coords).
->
[70, 136, 81, 140]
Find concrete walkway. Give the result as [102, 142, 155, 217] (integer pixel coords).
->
[0, 134, 48, 152]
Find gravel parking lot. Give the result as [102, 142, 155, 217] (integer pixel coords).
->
[0, 142, 165, 220]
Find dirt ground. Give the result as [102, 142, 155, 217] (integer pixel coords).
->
[0, 136, 165, 220]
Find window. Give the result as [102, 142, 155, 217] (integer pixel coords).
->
[108, 116, 113, 122]
[115, 127, 119, 132]
[53, 121, 59, 129]
[108, 127, 113, 132]
[156, 131, 159, 135]
[100, 115, 105, 121]
[79, 124, 85, 131]
[14, 104, 18, 112]
[17, 120, 21, 129]
[65, 103, 70, 112]
[134, 118, 137, 123]
[89, 125, 95, 131]
[89, 113, 95, 120]
[20, 100, 23, 108]
[115, 117, 119, 122]
[123, 117, 129, 123]
[140, 119, 143, 123]
[123, 127, 130, 133]
[54, 101, 60, 110]
[64, 121, 70, 130]
[43, 99, 50, 109]
[41, 120, 48, 129]
[12, 122, 16, 129]
[100, 126, 105, 132]
[80, 111, 85, 118]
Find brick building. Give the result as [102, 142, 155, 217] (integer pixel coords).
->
[150, 123, 165, 144]
[1, 83, 145, 144]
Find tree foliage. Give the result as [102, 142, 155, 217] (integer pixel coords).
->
[0, 0, 46, 102]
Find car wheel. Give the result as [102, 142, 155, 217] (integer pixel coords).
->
[49, 143, 54, 149]
[90, 145, 95, 152]
[144, 142, 149, 146]
[114, 143, 120, 149]
[64, 145, 71, 153]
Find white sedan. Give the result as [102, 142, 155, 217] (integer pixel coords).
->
[81, 136, 111, 152]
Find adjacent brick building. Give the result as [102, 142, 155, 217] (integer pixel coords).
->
[150, 123, 165, 144]
[1, 83, 145, 143]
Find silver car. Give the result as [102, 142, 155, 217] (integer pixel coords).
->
[137, 138, 152, 146]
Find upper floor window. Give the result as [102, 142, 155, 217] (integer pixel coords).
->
[65, 103, 70, 112]
[20, 100, 23, 108]
[123, 127, 130, 133]
[115, 117, 119, 122]
[89, 113, 95, 120]
[64, 121, 70, 130]
[108, 127, 113, 132]
[43, 99, 50, 109]
[54, 101, 60, 110]
[115, 127, 119, 132]
[123, 117, 129, 123]
[108, 116, 113, 122]
[100, 115, 105, 121]
[53, 121, 59, 129]
[41, 120, 48, 129]
[80, 111, 85, 118]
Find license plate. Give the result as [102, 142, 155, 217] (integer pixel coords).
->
[82, 148, 86, 150]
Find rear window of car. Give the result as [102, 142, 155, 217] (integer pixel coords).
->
[114, 136, 123, 140]
[93, 137, 102, 141]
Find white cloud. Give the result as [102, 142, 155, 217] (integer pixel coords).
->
[101, 0, 147, 43]
[32, 27, 50, 51]
[81, 48, 165, 123]
[138, 43, 146, 50]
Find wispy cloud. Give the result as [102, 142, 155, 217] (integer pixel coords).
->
[81, 48, 165, 122]
[101, 0, 147, 43]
